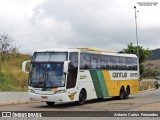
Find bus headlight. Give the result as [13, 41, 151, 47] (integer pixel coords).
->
[55, 90, 66, 94]
[28, 89, 35, 93]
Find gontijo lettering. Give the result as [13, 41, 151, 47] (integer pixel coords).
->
[112, 72, 127, 78]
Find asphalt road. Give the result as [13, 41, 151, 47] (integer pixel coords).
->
[0, 89, 160, 111]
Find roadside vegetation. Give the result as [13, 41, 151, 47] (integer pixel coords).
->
[0, 34, 31, 91]
[0, 52, 31, 91]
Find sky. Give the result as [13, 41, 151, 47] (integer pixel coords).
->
[0, 0, 160, 53]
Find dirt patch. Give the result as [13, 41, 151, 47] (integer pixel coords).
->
[132, 102, 160, 111]
[140, 81, 157, 90]
[108, 103, 135, 106]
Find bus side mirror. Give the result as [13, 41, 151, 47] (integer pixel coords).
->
[63, 60, 70, 74]
[22, 60, 31, 73]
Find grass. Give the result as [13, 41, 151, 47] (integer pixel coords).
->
[0, 72, 28, 91]
[0, 73, 13, 91]
[0, 52, 31, 91]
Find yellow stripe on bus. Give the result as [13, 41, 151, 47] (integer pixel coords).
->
[102, 70, 139, 96]
[51, 88, 57, 92]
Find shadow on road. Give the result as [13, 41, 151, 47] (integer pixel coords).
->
[33, 96, 136, 109]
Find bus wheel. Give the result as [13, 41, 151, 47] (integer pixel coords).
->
[119, 87, 125, 100]
[76, 89, 86, 105]
[46, 102, 55, 106]
[124, 86, 130, 99]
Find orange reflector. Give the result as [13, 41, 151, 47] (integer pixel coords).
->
[41, 96, 48, 99]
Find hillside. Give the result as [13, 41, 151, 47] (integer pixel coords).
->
[148, 49, 160, 60]
[144, 59, 160, 69]
[143, 59, 160, 78]
[0, 53, 31, 91]
[142, 49, 160, 78]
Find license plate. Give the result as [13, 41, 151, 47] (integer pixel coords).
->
[41, 96, 48, 99]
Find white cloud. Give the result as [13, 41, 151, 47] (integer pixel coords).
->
[0, 0, 160, 53]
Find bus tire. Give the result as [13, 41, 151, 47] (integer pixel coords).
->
[46, 102, 55, 106]
[76, 89, 86, 105]
[98, 98, 104, 101]
[119, 87, 125, 100]
[124, 86, 130, 99]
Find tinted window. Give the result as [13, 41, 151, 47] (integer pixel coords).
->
[32, 52, 67, 62]
[91, 55, 100, 69]
[100, 55, 110, 69]
[67, 52, 78, 89]
[80, 54, 91, 69]
[126, 57, 132, 70]
[69, 52, 78, 67]
[80, 54, 137, 71]
[110, 56, 119, 70]
[132, 58, 138, 70]
[119, 57, 126, 70]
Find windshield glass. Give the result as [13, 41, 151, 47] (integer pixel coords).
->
[28, 52, 67, 88]
[32, 52, 67, 62]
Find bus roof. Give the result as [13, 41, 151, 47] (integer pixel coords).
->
[35, 48, 137, 58]
[78, 48, 137, 58]
[77, 48, 116, 53]
[35, 48, 80, 53]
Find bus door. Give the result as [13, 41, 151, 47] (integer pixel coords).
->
[67, 52, 78, 89]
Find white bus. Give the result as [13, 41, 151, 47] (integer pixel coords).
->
[22, 48, 139, 106]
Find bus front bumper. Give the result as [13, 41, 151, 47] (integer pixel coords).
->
[28, 92, 70, 103]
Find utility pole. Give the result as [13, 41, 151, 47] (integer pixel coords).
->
[134, 6, 139, 58]
[134, 6, 140, 81]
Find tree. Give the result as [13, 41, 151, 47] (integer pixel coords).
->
[119, 43, 151, 78]
[0, 34, 19, 73]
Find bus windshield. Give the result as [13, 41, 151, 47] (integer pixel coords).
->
[28, 52, 67, 88]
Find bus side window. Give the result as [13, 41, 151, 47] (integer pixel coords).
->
[119, 57, 126, 70]
[110, 57, 114, 69]
[100, 55, 110, 69]
[111, 56, 119, 70]
[91, 55, 100, 69]
[126, 57, 132, 70]
[80, 54, 91, 69]
[132, 58, 138, 70]
[115, 56, 120, 69]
